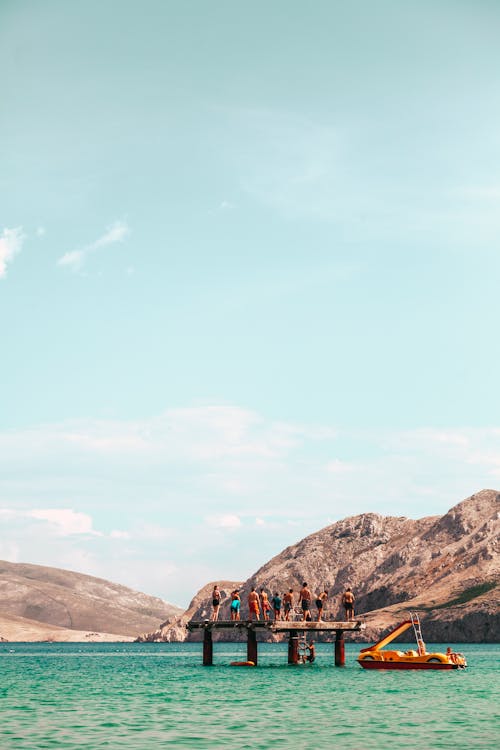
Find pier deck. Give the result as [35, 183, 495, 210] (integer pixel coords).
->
[187, 619, 365, 666]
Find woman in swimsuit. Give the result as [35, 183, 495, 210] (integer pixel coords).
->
[211, 585, 221, 621]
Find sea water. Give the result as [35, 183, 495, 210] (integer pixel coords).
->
[0, 642, 498, 749]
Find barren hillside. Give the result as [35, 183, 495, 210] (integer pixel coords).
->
[0, 561, 182, 640]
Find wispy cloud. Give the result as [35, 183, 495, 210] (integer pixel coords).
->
[57, 220, 130, 272]
[0, 508, 100, 536]
[206, 513, 242, 529]
[0, 226, 25, 278]
[29, 508, 101, 536]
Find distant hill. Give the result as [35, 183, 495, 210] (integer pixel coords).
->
[0, 561, 182, 641]
[146, 489, 499, 643]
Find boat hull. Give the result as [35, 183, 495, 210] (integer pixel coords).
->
[358, 660, 461, 670]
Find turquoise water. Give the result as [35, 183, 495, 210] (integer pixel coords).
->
[0, 642, 498, 749]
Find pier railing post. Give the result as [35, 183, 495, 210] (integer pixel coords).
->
[335, 630, 345, 667]
[247, 627, 258, 665]
[288, 632, 299, 664]
[203, 627, 213, 666]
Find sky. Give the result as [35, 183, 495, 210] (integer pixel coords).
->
[1, 0, 500, 607]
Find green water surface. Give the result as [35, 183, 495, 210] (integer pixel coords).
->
[0, 642, 498, 749]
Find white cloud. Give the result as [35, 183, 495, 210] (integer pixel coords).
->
[326, 459, 353, 474]
[57, 220, 130, 272]
[57, 249, 85, 271]
[0, 508, 101, 537]
[206, 513, 242, 529]
[0, 226, 25, 278]
[109, 529, 130, 539]
[36, 226, 46, 237]
[28, 509, 101, 536]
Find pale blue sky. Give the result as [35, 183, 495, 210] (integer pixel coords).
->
[1, 1, 500, 605]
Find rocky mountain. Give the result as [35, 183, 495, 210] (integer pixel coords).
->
[146, 489, 499, 643]
[0, 561, 182, 641]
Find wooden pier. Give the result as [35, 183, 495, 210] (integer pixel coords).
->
[186, 620, 365, 666]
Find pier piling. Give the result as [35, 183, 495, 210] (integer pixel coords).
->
[335, 630, 345, 667]
[203, 627, 213, 666]
[247, 627, 258, 665]
[288, 632, 300, 664]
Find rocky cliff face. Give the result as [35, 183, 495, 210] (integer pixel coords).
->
[0, 561, 182, 640]
[150, 489, 499, 643]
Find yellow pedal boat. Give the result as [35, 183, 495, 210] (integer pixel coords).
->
[358, 613, 467, 670]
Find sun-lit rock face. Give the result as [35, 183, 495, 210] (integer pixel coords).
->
[152, 489, 499, 643]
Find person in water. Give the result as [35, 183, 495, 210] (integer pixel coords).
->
[283, 589, 293, 621]
[230, 590, 241, 621]
[298, 583, 312, 621]
[315, 590, 328, 621]
[306, 641, 316, 663]
[271, 592, 282, 621]
[248, 587, 260, 621]
[210, 585, 222, 621]
[342, 587, 355, 621]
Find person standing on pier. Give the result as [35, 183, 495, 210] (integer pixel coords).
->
[230, 590, 241, 620]
[283, 589, 293, 621]
[271, 592, 282, 621]
[211, 585, 222, 621]
[342, 587, 355, 621]
[260, 589, 271, 621]
[298, 582, 312, 621]
[315, 590, 328, 621]
[248, 587, 260, 621]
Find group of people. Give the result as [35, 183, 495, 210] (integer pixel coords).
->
[210, 583, 356, 622]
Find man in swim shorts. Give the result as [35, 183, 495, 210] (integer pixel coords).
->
[342, 587, 355, 621]
[283, 589, 293, 621]
[259, 589, 271, 621]
[248, 587, 260, 621]
[230, 590, 241, 620]
[271, 592, 282, 621]
[315, 590, 328, 621]
[298, 583, 312, 621]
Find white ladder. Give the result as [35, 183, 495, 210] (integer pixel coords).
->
[298, 632, 308, 661]
[410, 612, 426, 654]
